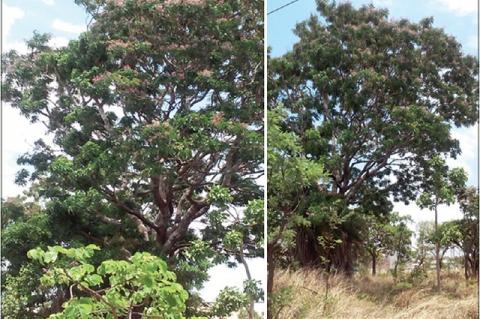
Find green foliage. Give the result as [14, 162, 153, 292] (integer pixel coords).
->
[208, 186, 234, 207]
[28, 245, 189, 318]
[417, 156, 467, 210]
[389, 215, 413, 264]
[224, 230, 244, 250]
[408, 264, 428, 285]
[1, 264, 46, 319]
[201, 198, 265, 317]
[430, 187, 480, 279]
[416, 156, 467, 288]
[267, 107, 327, 255]
[413, 221, 435, 267]
[267, 106, 327, 316]
[243, 279, 264, 303]
[175, 240, 217, 290]
[2, 211, 53, 274]
[211, 287, 249, 318]
[269, 286, 294, 319]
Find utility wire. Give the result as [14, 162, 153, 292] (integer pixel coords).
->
[267, 0, 301, 15]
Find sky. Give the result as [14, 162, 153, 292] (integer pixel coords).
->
[268, 0, 479, 230]
[1, 0, 265, 309]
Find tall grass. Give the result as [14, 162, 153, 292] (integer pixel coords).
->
[272, 269, 478, 319]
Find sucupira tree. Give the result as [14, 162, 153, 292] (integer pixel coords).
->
[1, 0, 263, 317]
[268, 0, 478, 274]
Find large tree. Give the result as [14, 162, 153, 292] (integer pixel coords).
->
[2, 0, 263, 317]
[268, 0, 478, 273]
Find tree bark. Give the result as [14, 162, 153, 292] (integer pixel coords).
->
[371, 253, 377, 276]
[267, 244, 275, 319]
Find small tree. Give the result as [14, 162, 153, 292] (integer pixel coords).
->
[417, 156, 467, 290]
[206, 200, 264, 319]
[382, 213, 412, 282]
[211, 287, 249, 319]
[414, 221, 436, 269]
[362, 214, 395, 276]
[436, 187, 479, 281]
[436, 221, 462, 269]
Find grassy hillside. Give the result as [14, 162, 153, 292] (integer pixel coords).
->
[272, 269, 478, 319]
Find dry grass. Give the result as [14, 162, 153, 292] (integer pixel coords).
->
[272, 269, 478, 319]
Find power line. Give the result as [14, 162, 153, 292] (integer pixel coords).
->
[267, 0, 301, 15]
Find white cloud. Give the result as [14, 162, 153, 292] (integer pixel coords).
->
[52, 19, 85, 34]
[41, 0, 56, 5]
[447, 125, 478, 184]
[50, 36, 69, 48]
[432, 0, 477, 16]
[3, 40, 28, 54]
[2, 4, 25, 39]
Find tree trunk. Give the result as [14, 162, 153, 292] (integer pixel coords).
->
[267, 244, 275, 319]
[295, 227, 317, 266]
[434, 200, 441, 290]
[239, 248, 255, 319]
[344, 236, 354, 276]
[393, 260, 399, 283]
[371, 252, 377, 276]
[474, 256, 479, 279]
[323, 271, 330, 312]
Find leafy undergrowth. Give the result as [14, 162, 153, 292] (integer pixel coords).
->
[272, 269, 478, 319]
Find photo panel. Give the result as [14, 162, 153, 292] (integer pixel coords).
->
[1, 1, 265, 318]
[267, 1, 478, 318]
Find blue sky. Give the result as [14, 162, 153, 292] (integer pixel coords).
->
[267, 0, 478, 226]
[2, 0, 265, 310]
